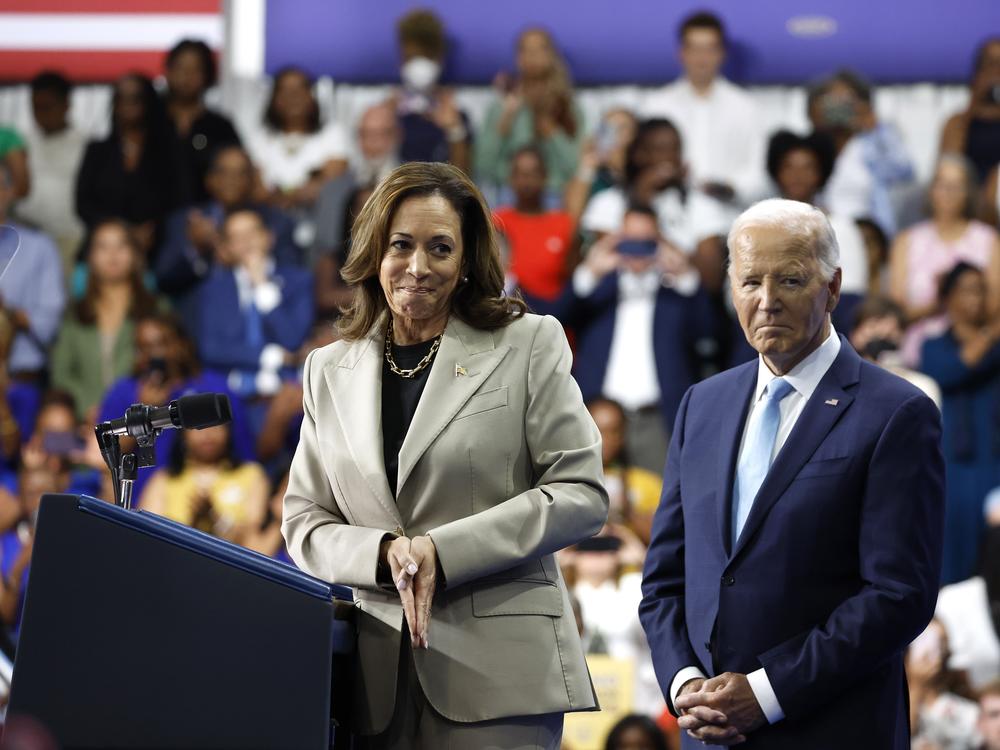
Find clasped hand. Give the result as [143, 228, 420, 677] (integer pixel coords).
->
[380, 535, 438, 650]
[674, 672, 767, 745]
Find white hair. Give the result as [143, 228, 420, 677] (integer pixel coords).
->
[726, 198, 840, 281]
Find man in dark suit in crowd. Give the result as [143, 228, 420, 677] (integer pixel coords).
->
[639, 198, 944, 748]
[556, 204, 714, 474]
[194, 207, 313, 436]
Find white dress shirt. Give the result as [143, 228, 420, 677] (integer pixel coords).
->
[671, 326, 842, 724]
[642, 77, 766, 204]
[572, 264, 700, 412]
[599, 269, 661, 411]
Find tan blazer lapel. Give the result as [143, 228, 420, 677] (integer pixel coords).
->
[396, 317, 510, 496]
[325, 330, 403, 527]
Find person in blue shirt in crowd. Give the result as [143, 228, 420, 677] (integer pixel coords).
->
[155, 145, 302, 331]
[194, 206, 313, 436]
[0, 463, 68, 638]
[0, 161, 66, 443]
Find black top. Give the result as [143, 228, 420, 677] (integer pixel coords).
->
[381, 337, 436, 498]
[167, 107, 242, 205]
[966, 118, 1000, 182]
[75, 135, 180, 232]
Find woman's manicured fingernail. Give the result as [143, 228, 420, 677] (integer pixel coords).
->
[397, 577, 407, 590]
[407, 563, 418, 575]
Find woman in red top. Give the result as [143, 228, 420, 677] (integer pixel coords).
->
[493, 145, 575, 302]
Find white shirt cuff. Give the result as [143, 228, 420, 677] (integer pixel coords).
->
[253, 280, 282, 314]
[259, 343, 287, 371]
[572, 265, 599, 298]
[747, 667, 784, 724]
[665, 269, 700, 297]
[670, 666, 707, 713]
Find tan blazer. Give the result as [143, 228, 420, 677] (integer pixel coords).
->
[282, 313, 608, 733]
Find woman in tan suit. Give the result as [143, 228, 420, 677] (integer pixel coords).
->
[282, 161, 608, 749]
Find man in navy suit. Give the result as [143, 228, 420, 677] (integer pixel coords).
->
[194, 207, 313, 435]
[639, 198, 943, 748]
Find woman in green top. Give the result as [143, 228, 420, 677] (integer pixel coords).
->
[475, 28, 584, 201]
[51, 219, 160, 422]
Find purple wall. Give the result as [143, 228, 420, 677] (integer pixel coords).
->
[264, 0, 997, 85]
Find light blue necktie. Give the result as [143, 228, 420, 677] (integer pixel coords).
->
[732, 377, 795, 548]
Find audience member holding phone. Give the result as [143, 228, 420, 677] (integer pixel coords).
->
[556, 204, 713, 473]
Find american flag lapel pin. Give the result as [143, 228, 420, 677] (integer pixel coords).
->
[455, 364, 467, 377]
[825, 398, 839, 406]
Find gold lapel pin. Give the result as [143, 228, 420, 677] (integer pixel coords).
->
[455, 364, 467, 377]
[825, 398, 839, 406]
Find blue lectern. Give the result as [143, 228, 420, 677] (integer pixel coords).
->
[6, 494, 355, 749]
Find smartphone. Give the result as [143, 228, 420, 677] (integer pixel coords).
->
[616, 239, 658, 257]
[42, 430, 84, 457]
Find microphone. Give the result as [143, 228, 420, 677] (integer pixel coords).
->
[102, 393, 232, 439]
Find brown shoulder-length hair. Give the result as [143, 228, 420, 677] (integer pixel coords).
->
[338, 162, 527, 341]
[75, 218, 158, 325]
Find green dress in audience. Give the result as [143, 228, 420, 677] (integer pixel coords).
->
[50, 316, 138, 421]
[474, 100, 585, 195]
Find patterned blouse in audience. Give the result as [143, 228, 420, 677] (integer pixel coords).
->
[140, 423, 267, 547]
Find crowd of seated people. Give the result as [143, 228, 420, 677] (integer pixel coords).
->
[0, 6, 999, 744]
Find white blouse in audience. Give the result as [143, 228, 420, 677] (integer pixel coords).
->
[580, 185, 730, 254]
[245, 124, 348, 192]
[936, 575, 1000, 689]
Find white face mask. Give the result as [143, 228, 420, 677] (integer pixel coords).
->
[401, 57, 441, 92]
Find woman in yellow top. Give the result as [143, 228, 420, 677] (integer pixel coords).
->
[140, 422, 267, 546]
[587, 398, 663, 544]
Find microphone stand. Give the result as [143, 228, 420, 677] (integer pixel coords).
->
[95, 419, 160, 511]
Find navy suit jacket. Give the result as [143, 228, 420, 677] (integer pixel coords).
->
[155, 202, 301, 299]
[195, 265, 314, 375]
[639, 338, 944, 749]
[555, 272, 714, 429]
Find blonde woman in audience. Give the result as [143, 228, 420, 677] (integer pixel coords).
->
[140, 422, 267, 546]
[889, 153, 1000, 366]
[476, 28, 583, 201]
[50, 219, 160, 422]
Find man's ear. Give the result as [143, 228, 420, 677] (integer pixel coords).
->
[826, 267, 843, 313]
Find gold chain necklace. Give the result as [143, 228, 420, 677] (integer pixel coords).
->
[384, 319, 443, 378]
